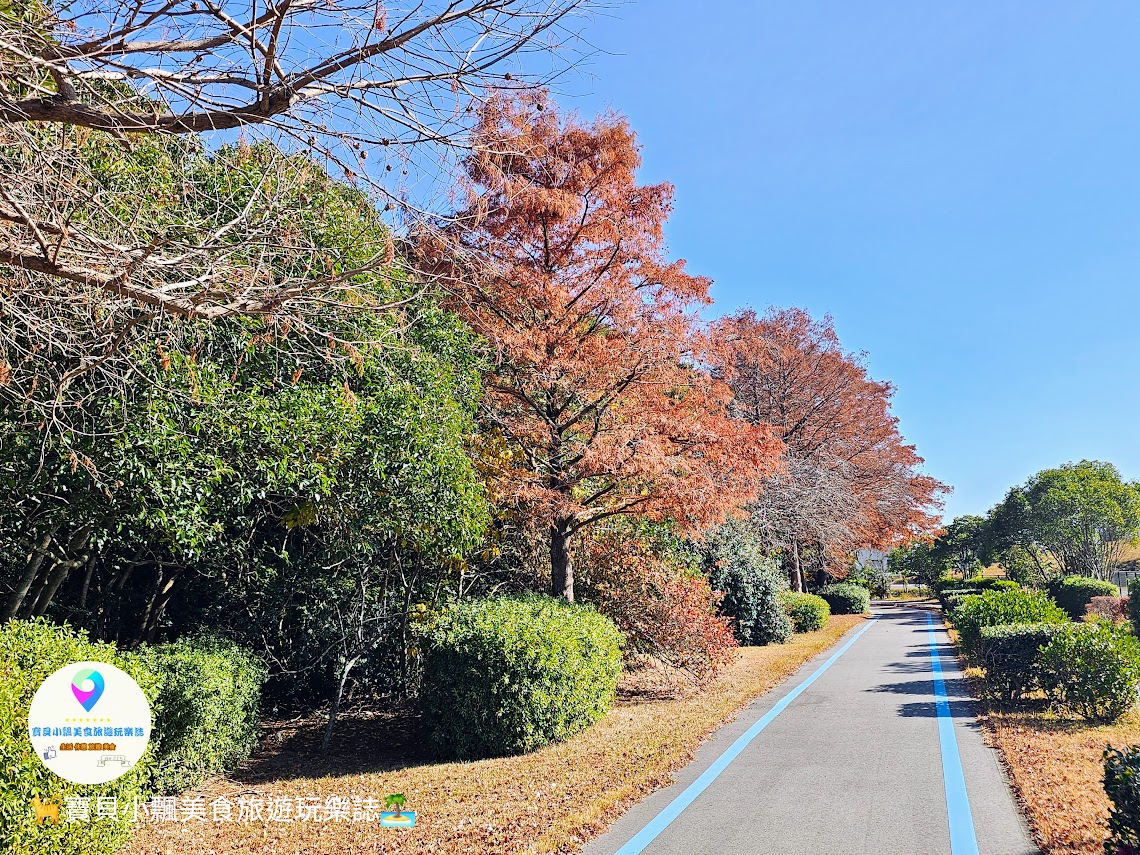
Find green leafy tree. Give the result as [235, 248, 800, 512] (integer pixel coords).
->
[889, 540, 942, 588]
[890, 515, 987, 588]
[0, 144, 489, 749]
[934, 515, 988, 578]
[986, 461, 1140, 580]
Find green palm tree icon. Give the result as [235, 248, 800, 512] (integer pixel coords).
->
[385, 793, 407, 819]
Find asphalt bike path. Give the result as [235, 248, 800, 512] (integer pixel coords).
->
[582, 603, 1038, 855]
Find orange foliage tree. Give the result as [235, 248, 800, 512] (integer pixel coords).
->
[707, 307, 946, 590]
[416, 92, 780, 601]
[574, 526, 738, 679]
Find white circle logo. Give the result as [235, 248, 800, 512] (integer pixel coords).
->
[28, 661, 152, 785]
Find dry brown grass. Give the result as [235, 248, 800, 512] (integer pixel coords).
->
[125, 615, 865, 855]
[1113, 541, 1140, 564]
[983, 709, 1140, 855]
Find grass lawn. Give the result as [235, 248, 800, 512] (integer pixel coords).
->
[982, 707, 1139, 855]
[124, 614, 866, 855]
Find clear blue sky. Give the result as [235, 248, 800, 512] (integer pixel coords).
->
[551, 1, 1140, 522]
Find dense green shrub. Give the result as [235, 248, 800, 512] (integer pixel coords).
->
[420, 595, 623, 759]
[1128, 578, 1140, 638]
[979, 579, 1020, 592]
[1039, 622, 1140, 722]
[818, 583, 870, 615]
[138, 635, 266, 794]
[0, 619, 160, 855]
[939, 578, 1018, 612]
[976, 623, 1063, 704]
[1105, 745, 1140, 855]
[1049, 576, 1119, 620]
[704, 523, 792, 646]
[778, 591, 830, 633]
[941, 590, 981, 615]
[866, 575, 891, 599]
[951, 588, 1068, 655]
[933, 576, 985, 595]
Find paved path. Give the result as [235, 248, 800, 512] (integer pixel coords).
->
[583, 603, 1038, 855]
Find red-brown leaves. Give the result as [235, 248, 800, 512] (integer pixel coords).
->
[575, 528, 738, 679]
[418, 93, 781, 595]
[708, 307, 946, 565]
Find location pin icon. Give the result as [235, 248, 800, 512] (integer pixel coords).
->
[71, 668, 105, 713]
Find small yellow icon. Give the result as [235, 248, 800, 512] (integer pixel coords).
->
[31, 796, 60, 825]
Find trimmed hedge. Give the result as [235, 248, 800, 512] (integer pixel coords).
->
[933, 576, 985, 595]
[778, 591, 830, 633]
[934, 579, 1016, 611]
[981, 579, 1020, 592]
[138, 635, 266, 794]
[818, 584, 870, 615]
[0, 619, 160, 855]
[1105, 745, 1140, 855]
[420, 595, 623, 759]
[1128, 578, 1140, 638]
[1049, 575, 1118, 621]
[976, 623, 1063, 704]
[941, 590, 981, 616]
[1039, 622, 1140, 722]
[951, 588, 1068, 655]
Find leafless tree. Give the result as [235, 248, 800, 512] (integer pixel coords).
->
[746, 454, 860, 591]
[0, 0, 598, 422]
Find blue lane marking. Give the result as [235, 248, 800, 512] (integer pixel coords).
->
[613, 617, 878, 855]
[925, 610, 980, 855]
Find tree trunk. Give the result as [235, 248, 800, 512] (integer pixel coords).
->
[2, 528, 55, 620]
[26, 524, 93, 618]
[78, 556, 95, 611]
[320, 654, 360, 756]
[136, 563, 168, 644]
[791, 541, 804, 593]
[143, 570, 182, 643]
[550, 521, 574, 603]
[27, 560, 71, 618]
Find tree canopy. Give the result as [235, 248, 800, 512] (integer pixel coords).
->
[987, 461, 1140, 580]
[417, 92, 781, 601]
[707, 307, 946, 589]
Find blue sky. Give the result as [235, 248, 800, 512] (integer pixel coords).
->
[549, 1, 1140, 521]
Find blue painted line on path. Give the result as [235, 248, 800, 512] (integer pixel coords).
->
[612, 616, 878, 855]
[925, 609, 980, 855]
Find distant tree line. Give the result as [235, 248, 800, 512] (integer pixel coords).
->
[892, 460, 1140, 586]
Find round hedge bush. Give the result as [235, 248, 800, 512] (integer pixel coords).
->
[1049, 576, 1119, 621]
[1105, 745, 1140, 854]
[138, 634, 266, 794]
[951, 588, 1068, 655]
[818, 583, 870, 615]
[1129, 577, 1140, 638]
[0, 619, 160, 855]
[420, 595, 623, 759]
[1039, 621, 1140, 722]
[778, 591, 830, 633]
[976, 623, 1064, 705]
